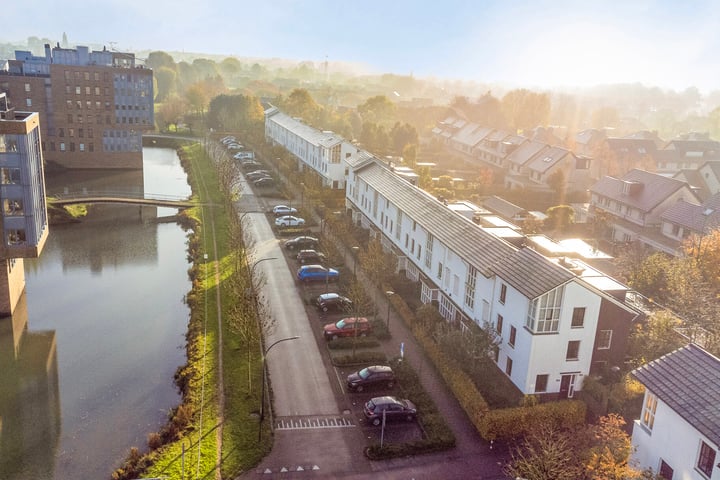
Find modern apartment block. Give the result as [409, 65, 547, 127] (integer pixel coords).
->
[0, 44, 153, 169]
[0, 94, 48, 315]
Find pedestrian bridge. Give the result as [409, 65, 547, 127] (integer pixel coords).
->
[50, 191, 194, 209]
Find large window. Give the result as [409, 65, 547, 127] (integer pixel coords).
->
[641, 392, 658, 431]
[697, 441, 716, 478]
[509, 326, 517, 347]
[505, 357, 513, 376]
[496, 314, 503, 334]
[425, 234, 433, 268]
[526, 286, 564, 333]
[464, 266, 477, 309]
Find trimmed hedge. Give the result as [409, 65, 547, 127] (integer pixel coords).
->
[477, 399, 586, 441]
[326, 337, 380, 350]
[331, 351, 387, 366]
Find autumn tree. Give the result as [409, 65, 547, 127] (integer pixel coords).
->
[505, 425, 581, 480]
[545, 205, 574, 231]
[547, 170, 567, 204]
[280, 88, 322, 125]
[207, 94, 264, 132]
[401, 143, 417, 168]
[683, 226, 720, 289]
[358, 95, 396, 125]
[157, 95, 186, 131]
[359, 238, 398, 315]
[627, 311, 685, 367]
[389, 122, 418, 155]
[154, 66, 178, 102]
[501, 89, 550, 132]
[359, 122, 390, 154]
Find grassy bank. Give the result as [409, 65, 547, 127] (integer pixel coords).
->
[114, 141, 268, 479]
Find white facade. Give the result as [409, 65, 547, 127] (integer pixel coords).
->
[264, 107, 348, 189]
[347, 159, 637, 396]
[633, 390, 719, 480]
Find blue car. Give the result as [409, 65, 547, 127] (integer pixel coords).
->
[297, 264, 339, 283]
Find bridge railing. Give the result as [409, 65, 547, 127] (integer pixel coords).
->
[51, 191, 192, 202]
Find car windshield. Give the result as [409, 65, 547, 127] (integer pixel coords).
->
[335, 319, 346, 329]
[358, 368, 370, 379]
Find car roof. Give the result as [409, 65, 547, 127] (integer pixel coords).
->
[367, 365, 392, 373]
[318, 292, 340, 300]
[300, 264, 325, 269]
[370, 396, 402, 405]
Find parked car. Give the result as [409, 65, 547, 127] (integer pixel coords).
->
[313, 292, 351, 312]
[233, 151, 254, 160]
[323, 316, 370, 340]
[275, 215, 305, 228]
[242, 161, 263, 170]
[253, 177, 275, 188]
[220, 136, 236, 144]
[347, 365, 395, 392]
[298, 265, 339, 284]
[297, 249, 327, 265]
[227, 143, 245, 150]
[272, 205, 298, 216]
[363, 396, 417, 426]
[284, 236, 319, 251]
[246, 171, 272, 181]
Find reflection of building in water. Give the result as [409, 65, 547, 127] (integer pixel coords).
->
[0, 294, 61, 479]
[0, 93, 49, 315]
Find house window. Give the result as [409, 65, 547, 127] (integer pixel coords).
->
[26, 98, 32, 107]
[509, 326, 517, 347]
[697, 441, 716, 478]
[598, 330, 613, 350]
[641, 392, 658, 430]
[535, 374, 548, 393]
[437, 262, 443, 280]
[24, 83, 30, 92]
[566, 340, 580, 360]
[505, 357, 513, 376]
[425, 234, 433, 268]
[571, 307, 585, 328]
[464, 266, 477, 309]
[658, 460, 673, 480]
[496, 314, 503, 334]
[499, 284, 507, 304]
[526, 286, 564, 333]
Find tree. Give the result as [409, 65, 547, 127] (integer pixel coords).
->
[154, 67, 178, 102]
[590, 107, 619, 129]
[146, 51, 176, 71]
[401, 143, 417, 168]
[157, 95, 186, 131]
[389, 122, 418, 155]
[505, 425, 581, 480]
[185, 83, 209, 118]
[545, 205, 574, 231]
[281, 88, 322, 125]
[501, 89, 550, 132]
[417, 166, 432, 190]
[627, 311, 684, 367]
[547, 170, 567, 203]
[358, 95, 396, 125]
[359, 238, 398, 315]
[683, 226, 720, 289]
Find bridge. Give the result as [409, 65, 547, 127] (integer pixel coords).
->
[50, 191, 194, 209]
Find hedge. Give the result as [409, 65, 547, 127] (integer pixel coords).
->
[477, 399, 586, 441]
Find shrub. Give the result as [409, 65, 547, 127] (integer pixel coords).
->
[477, 400, 586, 441]
[332, 351, 387, 366]
[326, 337, 380, 350]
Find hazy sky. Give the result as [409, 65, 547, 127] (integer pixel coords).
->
[3, 0, 719, 91]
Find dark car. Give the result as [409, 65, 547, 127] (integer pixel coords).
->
[346, 365, 395, 392]
[246, 171, 272, 181]
[297, 265, 339, 283]
[363, 396, 417, 426]
[297, 249, 326, 265]
[242, 161, 263, 171]
[313, 292, 352, 312]
[284, 236, 319, 251]
[253, 177, 275, 188]
[323, 316, 371, 340]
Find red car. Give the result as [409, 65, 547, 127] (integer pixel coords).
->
[323, 317, 372, 341]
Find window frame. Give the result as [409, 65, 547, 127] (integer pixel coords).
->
[696, 440, 716, 478]
[566, 340, 580, 361]
[534, 374, 549, 393]
[499, 284, 507, 304]
[571, 307, 585, 328]
[641, 391, 658, 431]
[597, 330, 613, 350]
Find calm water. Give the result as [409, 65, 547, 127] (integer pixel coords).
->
[0, 147, 192, 479]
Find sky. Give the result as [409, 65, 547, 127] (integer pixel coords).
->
[3, 0, 719, 92]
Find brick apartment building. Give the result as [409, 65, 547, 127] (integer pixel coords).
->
[0, 44, 153, 169]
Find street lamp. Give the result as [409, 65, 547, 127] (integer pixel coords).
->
[385, 291, 395, 333]
[259, 335, 300, 440]
[352, 246, 360, 278]
[250, 256, 278, 279]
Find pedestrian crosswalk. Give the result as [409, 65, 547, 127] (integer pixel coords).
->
[274, 415, 356, 430]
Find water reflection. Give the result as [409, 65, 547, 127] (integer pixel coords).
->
[0, 294, 61, 479]
[0, 148, 192, 479]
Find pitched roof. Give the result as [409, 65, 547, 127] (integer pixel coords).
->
[481, 195, 527, 219]
[631, 344, 720, 447]
[526, 146, 573, 174]
[575, 129, 606, 146]
[606, 137, 658, 155]
[664, 140, 720, 158]
[590, 169, 693, 213]
[355, 162, 518, 276]
[506, 140, 548, 166]
[266, 110, 343, 148]
[453, 123, 492, 147]
[489, 247, 575, 299]
[660, 194, 720, 232]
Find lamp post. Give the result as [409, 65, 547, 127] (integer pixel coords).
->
[352, 246, 360, 279]
[385, 291, 395, 333]
[259, 335, 300, 440]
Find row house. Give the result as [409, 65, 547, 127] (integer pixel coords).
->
[659, 194, 720, 254]
[631, 344, 720, 480]
[346, 158, 640, 397]
[264, 106, 350, 189]
[589, 169, 699, 254]
[505, 141, 592, 194]
[656, 139, 720, 174]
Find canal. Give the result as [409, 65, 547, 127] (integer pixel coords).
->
[0, 147, 192, 479]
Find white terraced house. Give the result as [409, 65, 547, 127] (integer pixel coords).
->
[345, 157, 641, 397]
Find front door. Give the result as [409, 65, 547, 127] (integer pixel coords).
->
[559, 374, 576, 398]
